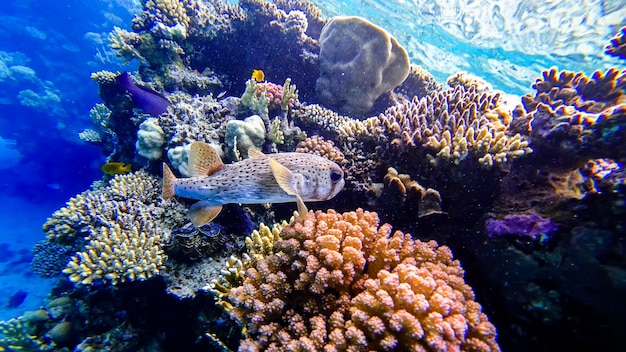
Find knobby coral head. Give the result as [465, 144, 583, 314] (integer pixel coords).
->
[224, 208, 500, 352]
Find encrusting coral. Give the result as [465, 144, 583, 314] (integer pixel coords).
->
[210, 209, 499, 351]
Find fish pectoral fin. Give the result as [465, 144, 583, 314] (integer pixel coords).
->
[295, 194, 308, 218]
[189, 142, 223, 177]
[268, 158, 298, 195]
[188, 201, 222, 227]
[247, 147, 265, 158]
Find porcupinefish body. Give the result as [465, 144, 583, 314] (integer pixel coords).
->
[162, 142, 345, 226]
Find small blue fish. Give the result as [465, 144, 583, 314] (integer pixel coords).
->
[116, 72, 171, 117]
[162, 142, 345, 226]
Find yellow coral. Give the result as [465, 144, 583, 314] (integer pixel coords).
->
[62, 207, 166, 285]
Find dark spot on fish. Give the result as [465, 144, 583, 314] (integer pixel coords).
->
[7, 290, 27, 308]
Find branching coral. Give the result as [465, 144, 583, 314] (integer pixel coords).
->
[379, 85, 532, 168]
[132, 0, 191, 34]
[43, 172, 187, 286]
[159, 93, 232, 148]
[295, 135, 346, 165]
[211, 209, 499, 351]
[511, 67, 626, 162]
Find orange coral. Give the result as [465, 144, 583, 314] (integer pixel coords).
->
[221, 209, 500, 351]
[296, 135, 346, 164]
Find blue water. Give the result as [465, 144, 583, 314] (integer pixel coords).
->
[0, 0, 139, 320]
[0, 0, 623, 348]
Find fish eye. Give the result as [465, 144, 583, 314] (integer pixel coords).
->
[330, 170, 342, 182]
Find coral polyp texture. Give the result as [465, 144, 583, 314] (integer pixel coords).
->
[213, 209, 499, 351]
[42, 172, 185, 286]
[316, 16, 410, 116]
[376, 85, 532, 168]
[512, 67, 626, 162]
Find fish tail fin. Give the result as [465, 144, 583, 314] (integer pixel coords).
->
[122, 163, 132, 173]
[162, 163, 177, 200]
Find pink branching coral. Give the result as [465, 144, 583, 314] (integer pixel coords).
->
[223, 209, 500, 351]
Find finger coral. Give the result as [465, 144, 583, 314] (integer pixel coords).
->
[212, 209, 499, 351]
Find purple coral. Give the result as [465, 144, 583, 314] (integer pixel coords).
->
[486, 212, 556, 238]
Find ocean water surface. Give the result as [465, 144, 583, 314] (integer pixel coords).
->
[0, 0, 624, 351]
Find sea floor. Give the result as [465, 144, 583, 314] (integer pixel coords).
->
[0, 195, 60, 321]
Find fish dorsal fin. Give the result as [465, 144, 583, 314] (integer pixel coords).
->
[268, 158, 309, 218]
[188, 201, 223, 227]
[295, 194, 309, 219]
[189, 142, 223, 177]
[247, 147, 265, 158]
[268, 158, 297, 195]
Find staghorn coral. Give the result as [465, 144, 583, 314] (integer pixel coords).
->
[519, 67, 625, 114]
[62, 215, 166, 285]
[447, 71, 493, 93]
[108, 26, 147, 64]
[212, 209, 499, 351]
[295, 135, 346, 165]
[0, 318, 49, 351]
[90, 70, 118, 85]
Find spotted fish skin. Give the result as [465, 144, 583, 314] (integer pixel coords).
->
[162, 142, 344, 226]
[173, 152, 344, 204]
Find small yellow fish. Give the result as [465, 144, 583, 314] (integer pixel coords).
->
[101, 162, 132, 175]
[162, 142, 345, 226]
[251, 69, 265, 83]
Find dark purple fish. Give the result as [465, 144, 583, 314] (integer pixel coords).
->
[7, 290, 27, 308]
[116, 72, 171, 117]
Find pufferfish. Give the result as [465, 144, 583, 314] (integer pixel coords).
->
[162, 142, 345, 226]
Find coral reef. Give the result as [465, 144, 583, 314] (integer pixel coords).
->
[42, 172, 186, 286]
[369, 167, 444, 219]
[211, 209, 499, 351]
[295, 135, 346, 165]
[605, 26, 626, 59]
[316, 16, 410, 116]
[511, 67, 626, 164]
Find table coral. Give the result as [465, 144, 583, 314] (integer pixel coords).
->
[211, 209, 499, 351]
